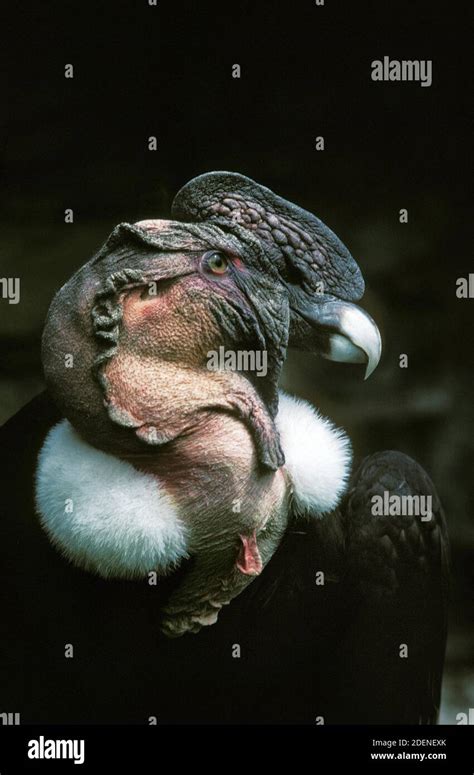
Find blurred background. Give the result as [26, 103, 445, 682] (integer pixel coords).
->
[1, 0, 472, 722]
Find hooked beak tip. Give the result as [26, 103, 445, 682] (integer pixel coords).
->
[363, 327, 382, 380]
[295, 298, 382, 379]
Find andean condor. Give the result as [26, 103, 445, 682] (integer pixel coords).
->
[0, 172, 449, 724]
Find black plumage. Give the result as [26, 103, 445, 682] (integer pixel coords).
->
[0, 392, 448, 724]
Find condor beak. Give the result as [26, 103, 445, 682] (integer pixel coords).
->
[294, 299, 382, 379]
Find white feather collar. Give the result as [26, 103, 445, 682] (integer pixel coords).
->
[35, 421, 188, 579]
[276, 391, 352, 516]
[35, 392, 351, 579]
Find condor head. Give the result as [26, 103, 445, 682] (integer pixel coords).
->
[171, 171, 382, 383]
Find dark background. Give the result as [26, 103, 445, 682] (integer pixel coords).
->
[1, 0, 472, 721]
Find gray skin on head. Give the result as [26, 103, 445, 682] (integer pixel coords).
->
[41, 172, 381, 635]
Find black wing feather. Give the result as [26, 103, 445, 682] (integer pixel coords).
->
[336, 450, 449, 723]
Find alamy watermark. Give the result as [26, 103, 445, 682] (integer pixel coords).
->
[28, 736, 85, 765]
[371, 57, 432, 87]
[0, 277, 20, 304]
[0, 711, 20, 725]
[371, 491, 432, 521]
[207, 346, 267, 377]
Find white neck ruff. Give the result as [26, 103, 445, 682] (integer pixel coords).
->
[35, 391, 351, 579]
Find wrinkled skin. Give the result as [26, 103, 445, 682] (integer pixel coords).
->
[98, 238, 290, 634]
[102, 248, 286, 470]
[42, 172, 381, 635]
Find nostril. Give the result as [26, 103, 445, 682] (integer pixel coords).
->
[282, 255, 304, 285]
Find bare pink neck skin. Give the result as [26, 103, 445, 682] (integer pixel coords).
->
[119, 408, 289, 636]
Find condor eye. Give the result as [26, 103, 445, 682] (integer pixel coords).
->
[201, 251, 229, 275]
